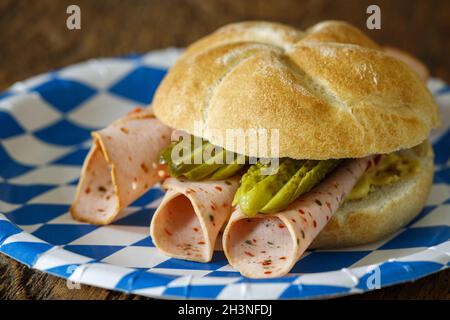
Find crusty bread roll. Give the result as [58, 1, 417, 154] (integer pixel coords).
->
[384, 46, 430, 83]
[311, 140, 434, 248]
[153, 20, 440, 160]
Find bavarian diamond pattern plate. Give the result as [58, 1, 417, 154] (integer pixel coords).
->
[0, 48, 449, 300]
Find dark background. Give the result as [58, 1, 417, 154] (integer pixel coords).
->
[0, 0, 449, 299]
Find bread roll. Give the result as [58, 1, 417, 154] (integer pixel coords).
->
[311, 140, 434, 248]
[153, 21, 440, 159]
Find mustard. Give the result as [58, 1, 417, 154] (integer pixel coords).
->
[347, 153, 420, 201]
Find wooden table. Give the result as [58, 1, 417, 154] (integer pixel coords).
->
[0, 0, 449, 300]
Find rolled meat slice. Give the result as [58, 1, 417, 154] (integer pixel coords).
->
[150, 177, 239, 262]
[71, 108, 172, 225]
[223, 156, 376, 278]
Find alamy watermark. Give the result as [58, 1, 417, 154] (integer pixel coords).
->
[365, 265, 381, 290]
[169, 122, 280, 175]
[66, 5, 81, 30]
[66, 264, 81, 290]
[366, 5, 381, 30]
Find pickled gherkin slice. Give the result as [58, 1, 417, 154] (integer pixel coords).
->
[292, 159, 341, 199]
[167, 140, 209, 177]
[238, 159, 304, 216]
[183, 148, 227, 181]
[232, 162, 266, 206]
[210, 161, 245, 180]
[258, 160, 317, 213]
[235, 159, 343, 216]
[159, 144, 174, 165]
[260, 159, 342, 213]
[160, 135, 246, 180]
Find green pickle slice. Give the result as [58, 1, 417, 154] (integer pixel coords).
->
[232, 162, 266, 206]
[259, 160, 317, 213]
[159, 144, 174, 165]
[260, 159, 342, 213]
[183, 147, 226, 181]
[236, 159, 342, 216]
[210, 161, 245, 180]
[161, 136, 246, 180]
[166, 139, 208, 177]
[238, 159, 304, 216]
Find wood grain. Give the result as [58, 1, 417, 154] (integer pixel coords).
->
[0, 0, 449, 300]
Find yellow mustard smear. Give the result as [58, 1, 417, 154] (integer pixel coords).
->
[347, 153, 420, 201]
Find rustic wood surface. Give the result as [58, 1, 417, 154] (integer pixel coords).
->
[0, 0, 449, 300]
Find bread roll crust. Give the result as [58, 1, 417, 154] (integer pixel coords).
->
[153, 21, 440, 159]
[311, 140, 434, 248]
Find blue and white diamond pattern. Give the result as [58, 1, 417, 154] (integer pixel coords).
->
[0, 48, 449, 299]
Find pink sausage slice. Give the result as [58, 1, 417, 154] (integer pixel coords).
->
[71, 108, 172, 225]
[223, 156, 376, 278]
[151, 177, 239, 262]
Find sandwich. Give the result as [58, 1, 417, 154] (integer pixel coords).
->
[72, 20, 440, 279]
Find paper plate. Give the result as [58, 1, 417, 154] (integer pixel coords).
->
[0, 48, 449, 299]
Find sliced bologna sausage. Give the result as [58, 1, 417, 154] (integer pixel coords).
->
[71, 108, 172, 225]
[151, 177, 239, 262]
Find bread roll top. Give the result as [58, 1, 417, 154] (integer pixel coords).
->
[153, 21, 440, 159]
